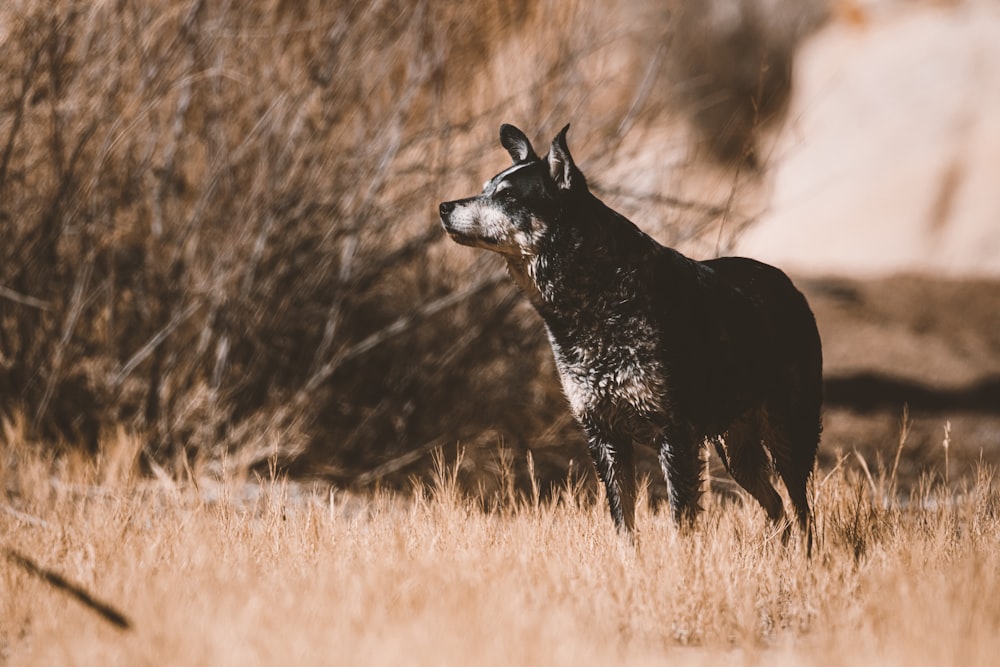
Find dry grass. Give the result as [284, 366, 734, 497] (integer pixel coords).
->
[6, 4, 996, 662]
[3, 426, 999, 666]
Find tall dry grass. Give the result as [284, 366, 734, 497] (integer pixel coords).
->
[2, 426, 999, 666]
[0, 0, 823, 494]
[3, 3, 995, 663]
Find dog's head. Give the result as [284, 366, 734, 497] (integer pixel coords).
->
[439, 124, 585, 256]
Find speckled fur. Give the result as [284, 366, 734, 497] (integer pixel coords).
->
[440, 124, 823, 546]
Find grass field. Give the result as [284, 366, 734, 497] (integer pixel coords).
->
[3, 426, 999, 666]
[3, 2, 998, 664]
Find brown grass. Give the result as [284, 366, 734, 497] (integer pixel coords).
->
[3, 425, 999, 665]
[4, 5, 997, 661]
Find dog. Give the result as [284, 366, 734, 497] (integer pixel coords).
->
[439, 124, 822, 546]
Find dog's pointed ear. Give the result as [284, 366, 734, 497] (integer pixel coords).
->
[547, 124, 578, 191]
[500, 124, 538, 164]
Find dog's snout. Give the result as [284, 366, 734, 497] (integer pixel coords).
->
[439, 201, 455, 220]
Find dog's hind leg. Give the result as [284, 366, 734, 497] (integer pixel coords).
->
[765, 401, 821, 552]
[657, 426, 705, 527]
[581, 416, 637, 536]
[721, 411, 787, 529]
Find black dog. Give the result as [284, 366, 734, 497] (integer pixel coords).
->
[439, 124, 822, 545]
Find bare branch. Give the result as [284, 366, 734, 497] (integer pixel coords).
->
[5, 548, 132, 631]
[300, 270, 508, 396]
[0, 285, 50, 310]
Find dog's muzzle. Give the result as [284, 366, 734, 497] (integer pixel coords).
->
[439, 200, 462, 240]
[439, 201, 456, 220]
[439, 198, 493, 249]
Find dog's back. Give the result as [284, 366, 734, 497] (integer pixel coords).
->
[655, 255, 822, 433]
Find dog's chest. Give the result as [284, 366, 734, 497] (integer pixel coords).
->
[546, 326, 665, 420]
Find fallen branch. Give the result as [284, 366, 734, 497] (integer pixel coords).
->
[5, 548, 132, 631]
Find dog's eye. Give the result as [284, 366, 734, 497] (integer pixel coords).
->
[493, 181, 512, 197]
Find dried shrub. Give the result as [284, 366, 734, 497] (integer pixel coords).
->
[0, 0, 810, 494]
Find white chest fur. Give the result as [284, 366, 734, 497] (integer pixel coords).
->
[547, 330, 665, 420]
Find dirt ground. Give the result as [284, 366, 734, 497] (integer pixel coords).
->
[735, 2, 1000, 487]
[802, 274, 1000, 485]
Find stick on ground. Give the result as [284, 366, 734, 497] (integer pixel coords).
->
[5, 548, 132, 631]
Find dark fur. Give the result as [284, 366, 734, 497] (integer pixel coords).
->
[439, 124, 822, 545]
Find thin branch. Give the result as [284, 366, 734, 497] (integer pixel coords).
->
[113, 301, 201, 385]
[1, 505, 52, 528]
[0, 42, 42, 192]
[353, 437, 446, 486]
[300, 270, 507, 396]
[5, 548, 132, 631]
[0, 285, 50, 310]
[34, 261, 93, 428]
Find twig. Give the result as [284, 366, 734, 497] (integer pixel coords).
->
[0, 285, 50, 310]
[616, 42, 667, 138]
[34, 261, 93, 428]
[1, 505, 52, 528]
[4, 548, 132, 631]
[301, 270, 507, 395]
[309, 235, 357, 379]
[113, 300, 201, 385]
[336, 272, 506, 363]
[592, 185, 737, 220]
[353, 438, 446, 486]
[0, 40, 42, 192]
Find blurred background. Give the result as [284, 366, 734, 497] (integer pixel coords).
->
[0, 0, 996, 502]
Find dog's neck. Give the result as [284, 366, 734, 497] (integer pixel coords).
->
[505, 198, 659, 322]
[503, 255, 546, 308]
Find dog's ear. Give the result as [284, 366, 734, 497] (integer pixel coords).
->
[500, 124, 538, 164]
[547, 124, 578, 191]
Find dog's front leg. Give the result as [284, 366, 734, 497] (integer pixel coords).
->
[581, 415, 637, 536]
[656, 427, 704, 528]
